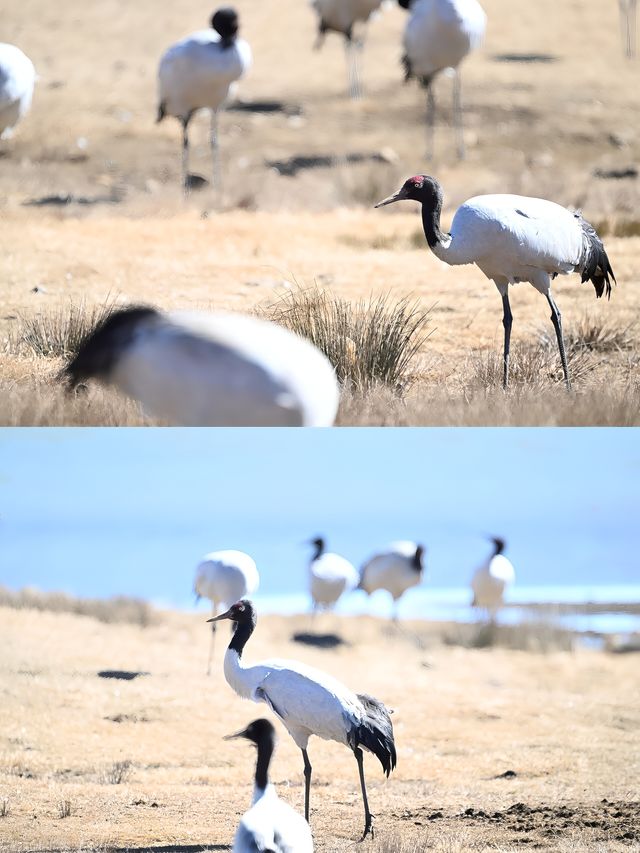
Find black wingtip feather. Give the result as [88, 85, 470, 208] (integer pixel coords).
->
[578, 216, 617, 301]
[350, 693, 397, 777]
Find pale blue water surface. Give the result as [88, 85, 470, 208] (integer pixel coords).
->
[1, 429, 638, 632]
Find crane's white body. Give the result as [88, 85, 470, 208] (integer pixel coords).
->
[158, 29, 251, 120]
[359, 541, 423, 601]
[471, 553, 515, 614]
[309, 552, 359, 610]
[0, 43, 36, 139]
[106, 311, 340, 426]
[311, 0, 385, 36]
[225, 649, 368, 750]
[403, 0, 486, 79]
[234, 782, 313, 853]
[431, 193, 589, 296]
[195, 550, 260, 610]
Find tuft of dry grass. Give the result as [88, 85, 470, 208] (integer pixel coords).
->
[546, 314, 637, 356]
[0, 586, 157, 627]
[8, 300, 119, 359]
[264, 285, 434, 391]
[99, 761, 133, 785]
[0, 799, 10, 818]
[470, 340, 596, 389]
[57, 800, 72, 819]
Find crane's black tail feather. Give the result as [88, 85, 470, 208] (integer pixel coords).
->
[156, 102, 166, 124]
[577, 215, 616, 300]
[349, 694, 397, 776]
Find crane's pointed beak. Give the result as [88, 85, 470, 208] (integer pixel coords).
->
[207, 606, 234, 623]
[224, 726, 249, 741]
[374, 187, 407, 208]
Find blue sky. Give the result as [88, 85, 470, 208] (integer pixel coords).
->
[0, 429, 638, 609]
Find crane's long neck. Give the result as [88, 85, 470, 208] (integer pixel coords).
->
[421, 198, 453, 264]
[223, 616, 257, 699]
[412, 545, 424, 572]
[253, 733, 274, 799]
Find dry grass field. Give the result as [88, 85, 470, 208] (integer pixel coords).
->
[1, 603, 639, 853]
[1, 0, 639, 424]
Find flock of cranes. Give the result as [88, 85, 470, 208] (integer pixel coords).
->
[194, 538, 514, 847]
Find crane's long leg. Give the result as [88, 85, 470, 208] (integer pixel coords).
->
[346, 38, 362, 100]
[181, 118, 190, 195]
[302, 748, 312, 822]
[547, 292, 571, 391]
[207, 603, 217, 676]
[620, 0, 638, 58]
[426, 85, 436, 161]
[502, 291, 513, 390]
[210, 109, 222, 198]
[355, 746, 374, 840]
[453, 71, 465, 160]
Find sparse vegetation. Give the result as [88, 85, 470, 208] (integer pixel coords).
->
[99, 761, 133, 785]
[0, 585, 156, 627]
[264, 285, 434, 391]
[545, 314, 636, 356]
[9, 299, 119, 359]
[57, 800, 72, 819]
[0, 798, 9, 818]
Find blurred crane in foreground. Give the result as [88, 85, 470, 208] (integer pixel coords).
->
[226, 718, 313, 852]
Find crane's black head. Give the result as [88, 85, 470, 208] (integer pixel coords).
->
[211, 7, 239, 46]
[224, 717, 275, 746]
[413, 544, 426, 572]
[491, 537, 506, 555]
[397, 0, 413, 9]
[61, 306, 160, 388]
[375, 175, 443, 209]
[208, 598, 256, 627]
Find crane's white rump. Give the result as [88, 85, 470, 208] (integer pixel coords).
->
[61, 306, 340, 427]
[0, 43, 36, 139]
[209, 600, 396, 840]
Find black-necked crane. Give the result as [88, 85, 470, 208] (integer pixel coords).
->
[375, 175, 616, 390]
[0, 43, 36, 140]
[398, 0, 486, 159]
[307, 537, 359, 612]
[470, 537, 515, 621]
[61, 307, 340, 426]
[359, 541, 426, 620]
[209, 600, 396, 840]
[226, 718, 314, 853]
[195, 550, 259, 675]
[157, 7, 252, 192]
[310, 0, 386, 98]
[619, 0, 637, 58]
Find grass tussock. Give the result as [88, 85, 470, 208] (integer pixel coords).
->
[264, 285, 434, 391]
[57, 800, 72, 819]
[471, 340, 596, 389]
[99, 761, 132, 785]
[0, 585, 157, 627]
[0, 798, 9, 818]
[443, 620, 575, 653]
[9, 299, 119, 359]
[546, 314, 636, 356]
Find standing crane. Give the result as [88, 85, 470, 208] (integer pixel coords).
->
[309, 0, 386, 98]
[157, 7, 252, 193]
[226, 718, 314, 853]
[359, 541, 426, 620]
[0, 43, 36, 140]
[619, 0, 637, 58]
[375, 174, 616, 390]
[195, 550, 259, 674]
[307, 537, 359, 612]
[209, 600, 396, 840]
[398, 0, 486, 159]
[471, 537, 515, 621]
[61, 306, 341, 426]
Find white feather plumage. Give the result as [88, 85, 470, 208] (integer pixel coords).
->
[359, 541, 424, 606]
[0, 43, 36, 140]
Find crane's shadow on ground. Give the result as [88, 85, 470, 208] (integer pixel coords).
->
[291, 631, 348, 649]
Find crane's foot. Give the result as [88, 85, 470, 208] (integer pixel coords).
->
[359, 814, 375, 842]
